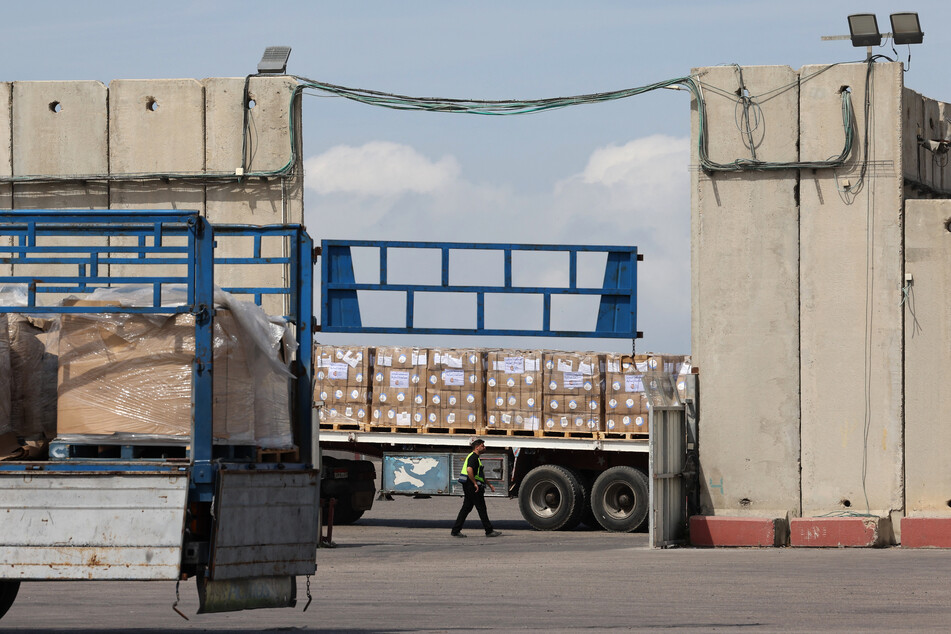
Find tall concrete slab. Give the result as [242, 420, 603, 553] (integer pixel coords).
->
[904, 199, 951, 516]
[109, 79, 204, 212]
[901, 88, 925, 193]
[690, 65, 801, 518]
[11, 81, 108, 209]
[799, 62, 904, 521]
[10, 81, 109, 301]
[204, 76, 303, 316]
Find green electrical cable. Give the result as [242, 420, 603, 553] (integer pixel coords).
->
[0, 65, 858, 184]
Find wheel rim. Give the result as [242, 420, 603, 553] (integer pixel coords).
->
[601, 481, 636, 520]
[528, 479, 561, 518]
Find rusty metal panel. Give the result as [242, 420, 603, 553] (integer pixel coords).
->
[0, 471, 188, 580]
[209, 469, 318, 581]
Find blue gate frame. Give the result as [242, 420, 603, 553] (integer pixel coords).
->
[320, 239, 640, 339]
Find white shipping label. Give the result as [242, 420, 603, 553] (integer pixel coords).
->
[342, 350, 359, 368]
[525, 359, 539, 372]
[635, 361, 648, 372]
[579, 362, 593, 375]
[504, 357, 525, 374]
[607, 360, 620, 373]
[412, 351, 428, 366]
[390, 370, 410, 388]
[624, 375, 644, 393]
[557, 359, 573, 372]
[328, 363, 349, 381]
[442, 369, 465, 386]
[379, 355, 393, 367]
[563, 371, 584, 389]
[396, 413, 411, 426]
[445, 354, 463, 368]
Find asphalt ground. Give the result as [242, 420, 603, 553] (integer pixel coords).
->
[3, 493, 951, 632]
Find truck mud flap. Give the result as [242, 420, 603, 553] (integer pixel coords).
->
[197, 575, 296, 614]
[209, 468, 319, 580]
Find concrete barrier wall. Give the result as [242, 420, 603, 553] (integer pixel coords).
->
[902, 88, 951, 196]
[0, 77, 303, 311]
[904, 199, 951, 516]
[690, 65, 801, 518]
[799, 62, 904, 521]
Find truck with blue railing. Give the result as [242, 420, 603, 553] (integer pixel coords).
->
[0, 210, 320, 619]
[312, 239, 697, 535]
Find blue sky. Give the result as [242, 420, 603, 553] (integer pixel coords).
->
[3, 1, 949, 354]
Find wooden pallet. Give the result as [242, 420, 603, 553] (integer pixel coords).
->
[536, 429, 599, 439]
[483, 427, 537, 437]
[257, 446, 301, 463]
[600, 431, 649, 441]
[418, 426, 481, 436]
[363, 424, 422, 434]
[319, 421, 362, 431]
[48, 437, 259, 461]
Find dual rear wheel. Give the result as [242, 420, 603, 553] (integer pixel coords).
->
[518, 464, 648, 533]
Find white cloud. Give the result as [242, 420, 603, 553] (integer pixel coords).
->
[304, 141, 460, 197]
[305, 135, 692, 353]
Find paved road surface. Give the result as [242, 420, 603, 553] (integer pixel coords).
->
[3, 494, 951, 632]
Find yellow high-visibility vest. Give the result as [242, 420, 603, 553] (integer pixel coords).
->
[461, 452, 486, 483]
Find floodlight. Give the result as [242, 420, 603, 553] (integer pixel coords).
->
[257, 46, 292, 74]
[848, 14, 882, 47]
[890, 12, 923, 45]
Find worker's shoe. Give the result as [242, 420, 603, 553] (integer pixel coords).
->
[451, 532, 466, 538]
[485, 531, 502, 537]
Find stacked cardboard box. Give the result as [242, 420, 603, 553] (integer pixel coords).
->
[56, 307, 255, 442]
[542, 351, 602, 432]
[603, 354, 650, 433]
[314, 345, 371, 427]
[485, 349, 541, 432]
[424, 348, 484, 430]
[371, 346, 427, 428]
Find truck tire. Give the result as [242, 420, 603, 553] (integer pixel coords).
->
[591, 466, 649, 532]
[562, 467, 590, 531]
[332, 499, 365, 525]
[518, 465, 585, 531]
[0, 581, 19, 619]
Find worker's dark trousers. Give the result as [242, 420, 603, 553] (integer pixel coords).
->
[452, 480, 493, 534]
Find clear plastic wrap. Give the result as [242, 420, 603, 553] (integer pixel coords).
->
[55, 285, 293, 444]
[253, 318, 295, 449]
[8, 315, 59, 438]
[370, 346, 425, 428]
[0, 313, 10, 435]
[1, 285, 58, 440]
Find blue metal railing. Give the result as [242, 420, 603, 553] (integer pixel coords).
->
[320, 239, 639, 339]
[0, 211, 314, 489]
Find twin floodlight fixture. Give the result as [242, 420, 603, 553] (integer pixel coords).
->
[847, 12, 923, 48]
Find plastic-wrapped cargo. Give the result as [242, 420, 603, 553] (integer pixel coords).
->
[542, 351, 602, 433]
[0, 313, 10, 435]
[424, 348, 483, 431]
[8, 314, 59, 439]
[371, 346, 427, 428]
[485, 349, 541, 433]
[314, 344, 372, 427]
[54, 286, 294, 445]
[252, 318, 296, 449]
[57, 307, 254, 441]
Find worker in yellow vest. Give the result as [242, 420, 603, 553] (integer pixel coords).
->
[451, 438, 502, 538]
